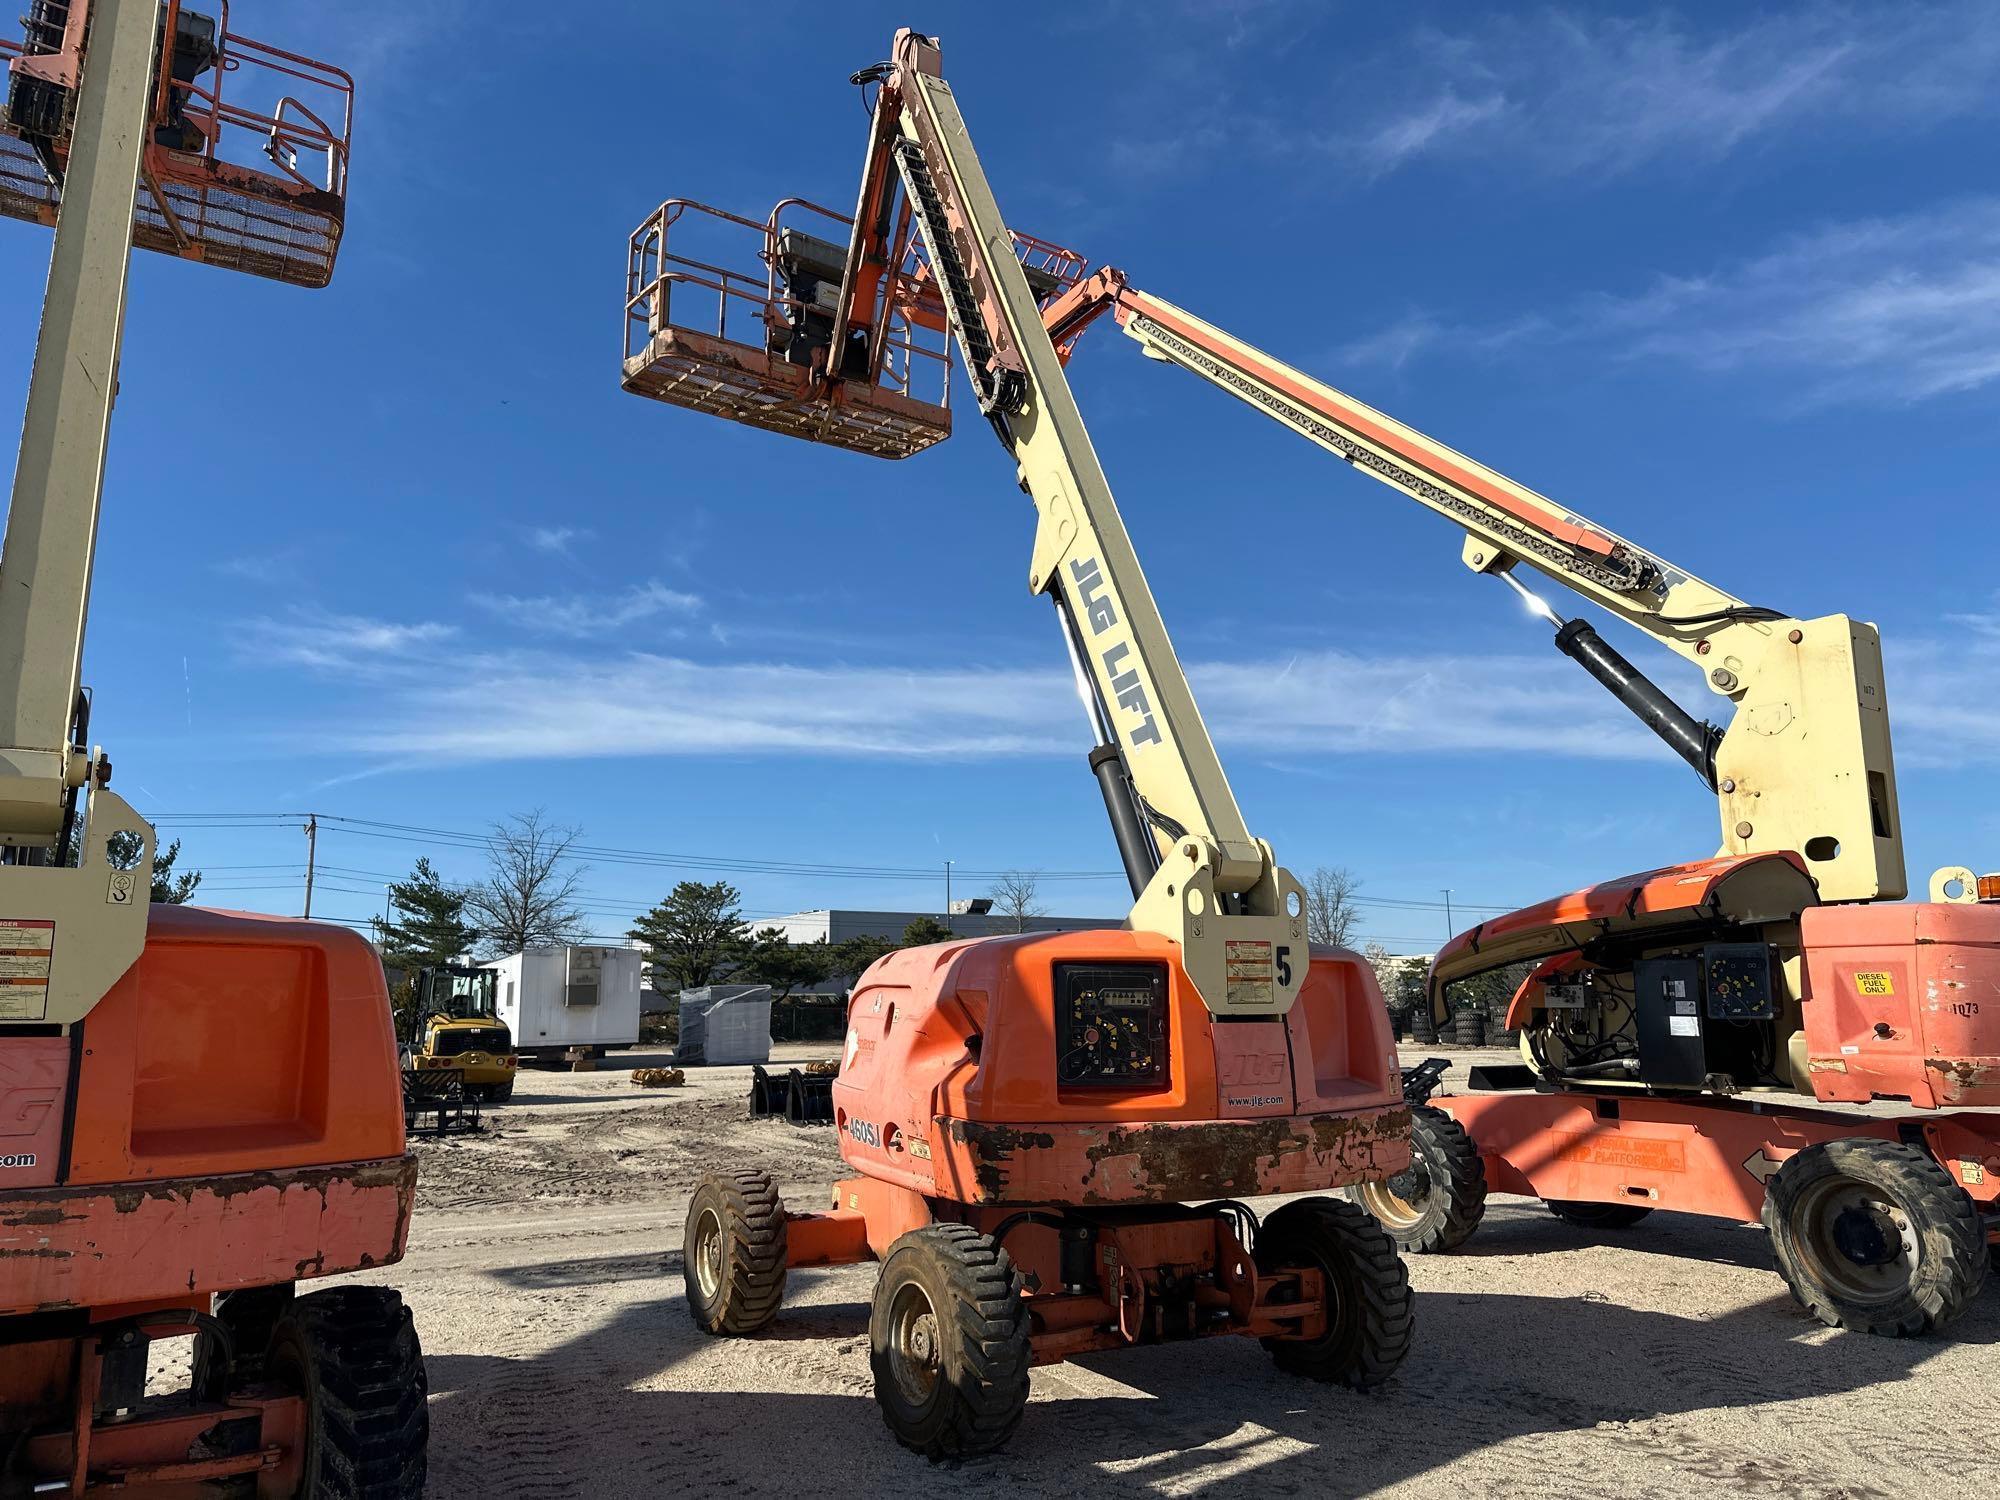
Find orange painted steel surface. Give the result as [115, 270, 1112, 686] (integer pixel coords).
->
[1, 1, 353, 288]
[0, 1155, 414, 1315]
[1798, 900, 2000, 1108]
[829, 933, 1409, 1207]
[1428, 851, 1816, 1009]
[1436, 1088, 2000, 1224]
[1, 905, 413, 1316]
[64, 904, 408, 1185]
[0, 1034, 68, 1189]
[20, 1390, 304, 1497]
[783, 1181, 1339, 1365]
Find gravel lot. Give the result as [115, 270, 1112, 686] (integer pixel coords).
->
[345, 1045, 2000, 1499]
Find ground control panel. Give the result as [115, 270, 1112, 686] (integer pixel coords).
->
[1635, 943, 1777, 1086]
[1056, 963, 1169, 1087]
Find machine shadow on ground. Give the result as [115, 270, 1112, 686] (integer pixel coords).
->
[419, 1242, 1996, 1499]
[1449, 1201, 1784, 1272]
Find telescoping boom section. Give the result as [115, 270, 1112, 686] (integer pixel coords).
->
[1042, 268, 1906, 908]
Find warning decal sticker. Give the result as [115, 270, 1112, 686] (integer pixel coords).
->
[1224, 939, 1274, 1006]
[0, 919, 54, 1021]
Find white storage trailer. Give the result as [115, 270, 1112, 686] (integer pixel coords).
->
[483, 946, 643, 1062]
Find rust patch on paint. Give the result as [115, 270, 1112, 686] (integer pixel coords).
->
[948, 1120, 1057, 1197]
[1925, 1056, 2000, 1104]
[949, 1109, 1410, 1204]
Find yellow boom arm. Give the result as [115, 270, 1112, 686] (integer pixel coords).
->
[850, 34, 1309, 1011]
[1042, 271, 1906, 904]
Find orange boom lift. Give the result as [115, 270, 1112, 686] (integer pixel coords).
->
[1, 5, 424, 1495]
[1036, 265, 1999, 1336]
[624, 31, 1414, 1457]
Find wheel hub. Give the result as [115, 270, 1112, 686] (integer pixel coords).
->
[1831, 1204, 1900, 1267]
[1386, 1160, 1431, 1203]
[1795, 1178, 1919, 1305]
[693, 1208, 724, 1300]
[886, 1283, 942, 1406]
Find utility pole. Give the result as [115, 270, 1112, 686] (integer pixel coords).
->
[303, 814, 318, 918]
[1441, 887, 1455, 940]
[944, 859, 954, 932]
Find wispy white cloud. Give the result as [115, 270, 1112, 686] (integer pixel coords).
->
[527, 525, 590, 557]
[1338, 198, 2000, 405]
[233, 592, 2000, 775]
[226, 611, 1712, 768]
[1347, 89, 1507, 179]
[213, 549, 302, 585]
[1946, 598, 2000, 642]
[1885, 620, 2000, 768]
[1315, 5, 2000, 181]
[252, 611, 457, 671]
[474, 581, 702, 638]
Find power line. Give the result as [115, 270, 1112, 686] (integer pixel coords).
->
[151, 810, 1522, 910]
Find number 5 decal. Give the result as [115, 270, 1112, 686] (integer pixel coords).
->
[1276, 945, 1293, 987]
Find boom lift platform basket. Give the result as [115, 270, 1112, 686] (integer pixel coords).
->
[622, 196, 1082, 459]
[2, 0, 352, 287]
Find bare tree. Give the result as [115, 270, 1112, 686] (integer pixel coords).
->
[1305, 865, 1361, 948]
[467, 809, 588, 954]
[989, 870, 1045, 932]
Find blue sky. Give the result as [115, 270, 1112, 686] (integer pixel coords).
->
[4, 1, 1996, 952]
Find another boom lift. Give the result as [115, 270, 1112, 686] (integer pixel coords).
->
[0, 5, 425, 1494]
[625, 30, 1415, 1458]
[1041, 267, 1999, 1335]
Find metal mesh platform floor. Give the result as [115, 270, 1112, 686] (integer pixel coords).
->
[622, 325, 951, 460]
[1, 134, 343, 289]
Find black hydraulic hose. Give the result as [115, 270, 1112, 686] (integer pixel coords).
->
[1553, 617, 1722, 788]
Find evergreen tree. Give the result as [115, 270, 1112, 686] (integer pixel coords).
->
[735, 928, 834, 999]
[901, 915, 954, 946]
[374, 858, 480, 969]
[630, 880, 748, 992]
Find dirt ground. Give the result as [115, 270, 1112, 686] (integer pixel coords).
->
[342, 1044, 2000, 1499]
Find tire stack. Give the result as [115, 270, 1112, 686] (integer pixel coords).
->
[1409, 1004, 1437, 1045]
[1485, 996, 1519, 1047]
[1453, 1008, 1486, 1048]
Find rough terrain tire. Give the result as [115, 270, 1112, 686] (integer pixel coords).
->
[1762, 1138, 1987, 1336]
[684, 1169, 788, 1334]
[1545, 1198, 1655, 1229]
[193, 1281, 295, 1395]
[1256, 1197, 1413, 1388]
[265, 1287, 426, 1500]
[1346, 1106, 1486, 1254]
[868, 1223, 1030, 1460]
[490, 1080, 514, 1103]
[1453, 1010, 1485, 1048]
